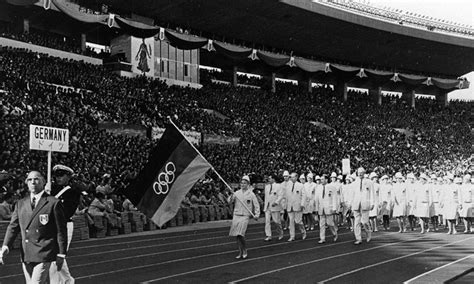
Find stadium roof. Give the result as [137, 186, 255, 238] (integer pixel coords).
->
[99, 0, 474, 78]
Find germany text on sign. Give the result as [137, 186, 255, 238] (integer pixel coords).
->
[29, 125, 69, 152]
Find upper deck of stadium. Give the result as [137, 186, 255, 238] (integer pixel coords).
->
[95, 0, 474, 78]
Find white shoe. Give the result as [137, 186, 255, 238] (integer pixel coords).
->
[354, 240, 362, 245]
[264, 237, 272, 242]
[318, 239, 326, 244]
[287, 237, 295, 242]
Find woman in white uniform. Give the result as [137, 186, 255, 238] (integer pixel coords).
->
[302, 173, 316, 230]
[440, 174, 459, 234]
[369, 172, 380, 232]
[430, 175, 443, 231]
[228, 175, 260, 259]
[414, 174, 432, 233]
[392, 172, 408, 233]
[379, 175, 392, 230]
[459, 174, 473, 233]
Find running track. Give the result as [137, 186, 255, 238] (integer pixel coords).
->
[0, 221, 473, 283]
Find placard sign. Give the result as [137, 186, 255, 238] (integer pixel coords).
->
[29, 125, 69, 153]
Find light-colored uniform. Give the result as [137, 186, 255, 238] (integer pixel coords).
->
[406, 181, 417, 216]
[350, 177, 374, 242]
[263, 182, 283, 238]
[315, 183, 338, 241]
[228, 189, 260, 237]
[459, 182, 473, 218]
[414, 183, 432, 218]
[379, 182, 392, 216]
[341, 182, 354, 216]
[302, 182, 316, 214]
[369, 182, 381, 218]
[430, 182, 443, 216]
[440, 182, 459, 220]
[392, 182, 408, 217]
[286, 181, 305, 239]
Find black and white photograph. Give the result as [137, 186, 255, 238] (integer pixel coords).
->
[0, 0, 473, 283]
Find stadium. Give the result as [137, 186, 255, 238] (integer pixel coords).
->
[0, 0, 473, 283]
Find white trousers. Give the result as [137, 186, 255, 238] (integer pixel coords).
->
[265, 210, 282, 237]
[22, 262, 50, 284]
[353, 210, 371, 242]
[50, 222, 75, 284]
[319, 214, 337, 241]
[288, 211, 304, 238]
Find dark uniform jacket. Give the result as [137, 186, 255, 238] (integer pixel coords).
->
[51, 182, 83, 221]
[3, 192, 67, 263]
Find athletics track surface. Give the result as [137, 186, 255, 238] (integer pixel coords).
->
[0, 220, 473, 283]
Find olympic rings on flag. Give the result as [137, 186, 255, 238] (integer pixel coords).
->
[153, 162, 176, 195]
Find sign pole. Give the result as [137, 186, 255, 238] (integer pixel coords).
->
[47, 150, 52, 192]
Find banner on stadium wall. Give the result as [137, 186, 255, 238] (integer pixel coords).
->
[151, 127, 201, 145]
[342, 158, 351, 175]
[98, 122, 147, 137]
[130, 36, 155, 77]
[203, 134, 240, 145]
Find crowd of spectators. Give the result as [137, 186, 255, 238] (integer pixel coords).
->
[1, 47, 473, 219]
[0, 21, 109, 59]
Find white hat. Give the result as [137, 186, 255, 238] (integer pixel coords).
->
[299, 174, 305, 180]
[314, 175, 321, 180]
[52, 164, 74, 175]
[307, 173, 314, 179]
[241, 175, 251, 183]
[331, 172, 337, 178]
[430, 174, 437, 179]
[369, 172, 378, 179]
[337, 175, 343, 180]
[447, 173, 454, 180]
[454, 177, 462, 184]
[395, 172, 403, 179]
[463, 174, 471, 181]
[381, 175, 389, 180]
[351, 173, 357, 180]
[420, 173, 428, 180]
[283, 170, 290, 177]
[364, 174, 369, 178]
[346, 175, 354, 181]
[357, 167, 366, 174]
[437, 177, 443, 181]
[407, 173, 415, 179]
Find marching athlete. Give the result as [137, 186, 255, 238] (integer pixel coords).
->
[350, 168, 374, 244]
[280, 171, 292, 231]
[440, 174, 458, 235]
[1, 171, 68, 283]
[315, 175, 338, 243]
[392, 172, 408, 233]
[263, 174, 283, 241]
[228, 175, 260, 259]
[368, 172, 380, 232]
[414, 174, 432, 233]
[459, 174, 473, 233]
[379, 175, 392, 230]
[286, 173, 306, 241]
[302, 173, 316, 231]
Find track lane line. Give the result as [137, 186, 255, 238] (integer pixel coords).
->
[0, 230, 353, 280]
[403, 253, 474, 284]
[318, 236, 474, 284]
[72, 231, 372, 281]
[135, 232, 401, 283]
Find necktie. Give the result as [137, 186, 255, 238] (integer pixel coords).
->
[323, 185, 326, 198]
[270, 184, 273, 194]
[360, 179, 363, 192]
[292, 183, 295, 193]
[31, 196, 36, 210]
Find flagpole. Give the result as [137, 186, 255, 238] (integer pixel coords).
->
[168, 118, 257, 218]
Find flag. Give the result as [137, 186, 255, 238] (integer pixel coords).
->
[124, 123, 211, 227]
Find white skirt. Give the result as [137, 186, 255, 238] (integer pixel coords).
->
[415, 202, 431, 218]
[459, 202, 473, 218]
[393, 202, 407, 217]
[229, 215, 250, 237]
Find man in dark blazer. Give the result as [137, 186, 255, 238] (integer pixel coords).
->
[0, 171, 67, 283]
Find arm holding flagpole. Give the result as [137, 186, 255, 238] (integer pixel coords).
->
[168, 118, 258, 219]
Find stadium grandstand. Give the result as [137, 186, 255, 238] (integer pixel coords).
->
[0, 0, 473, 282]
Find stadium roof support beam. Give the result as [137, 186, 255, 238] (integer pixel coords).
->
[402, 90, 416, 109]
[369, 86, 383, 106]
[232, 66, 238, 87]
[437, 93, 449, 107]
[335, 81, 348, 102]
